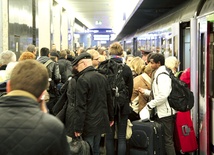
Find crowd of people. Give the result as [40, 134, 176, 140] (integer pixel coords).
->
[0, 42, 186, 155]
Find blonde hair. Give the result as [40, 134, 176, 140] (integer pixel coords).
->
[109, 42, 123, 56]
[87, 49, 99, 59]
[129, 57, 145, 75]
[143, 65, 153, 77]
[165, 56, 180, 73]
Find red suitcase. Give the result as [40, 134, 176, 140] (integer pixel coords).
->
[174, 111, 198, 153]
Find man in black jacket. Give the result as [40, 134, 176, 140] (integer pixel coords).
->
[0, 60, 70, 155]
[72, 53, 114, 155]
[37, 47, 61, 114]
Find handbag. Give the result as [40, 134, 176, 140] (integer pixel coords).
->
[69, 136, 91, 155]
[114, 119, 133, 139]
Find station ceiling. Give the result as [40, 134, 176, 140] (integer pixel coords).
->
[116, 0, 191, 41]
[66, 0, 190, 41]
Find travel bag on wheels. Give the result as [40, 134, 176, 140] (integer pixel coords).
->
[174, 111, 198, 153]
[129, 120, 165, 155]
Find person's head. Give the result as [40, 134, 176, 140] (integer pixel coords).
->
[40, 47, 50, 56]
[50, 51, 60, 61]
[77, 47, 85, 55]
[51, 44, 57, 52]
[98, 46, 107, 56]
[142, 64, 154, 77]
[87, 49, 100, 68]
[128, 57, 145, 75]
[5, 62, 19, 80]
[0, 50, 16, 66]
[7, 60, 49, 99]
[147, 53, 155, 64]
[141, 50, 152, 63]
[109, 42, 123, 56]
[126, 48, 132, 55]
[59, 50, 67, 59]
[19, 52, 36, 61]
[165, 56, 180, 73]
[125, 55, 134, 66]
[27, 44, 37, 55]
[149, 53, 165, 70]
[72, 53, 92, 73]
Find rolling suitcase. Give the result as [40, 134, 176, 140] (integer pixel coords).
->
[129, 120, 165, 155]
[174, 111, 198, 153]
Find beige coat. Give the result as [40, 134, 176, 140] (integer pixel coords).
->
[131, 73, 151, 112]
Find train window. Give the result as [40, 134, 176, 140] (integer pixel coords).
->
[199, 33, 205, 97]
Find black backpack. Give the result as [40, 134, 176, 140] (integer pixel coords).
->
[98, 59, 129, 114]
[156, 67, 194, 112]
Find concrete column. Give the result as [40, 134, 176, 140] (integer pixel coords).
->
[61, 9, 68, 50]
[38, 0, 51, 50]
[0, 0, 9, 51]
[52, 3, 61, 51]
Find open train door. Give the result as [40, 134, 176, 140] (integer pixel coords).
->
[197, 13, 214, 155]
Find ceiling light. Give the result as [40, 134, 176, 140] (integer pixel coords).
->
[95, 21, 102, 25]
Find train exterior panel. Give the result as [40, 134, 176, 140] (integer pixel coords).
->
[121, 0, 214, 154]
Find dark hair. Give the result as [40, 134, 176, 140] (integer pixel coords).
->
[147, 53, 155, 63]
[150, 53, 165, 65]
[40, 47, 50, 56]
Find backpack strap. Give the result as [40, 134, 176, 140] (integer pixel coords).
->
[44, 59, 53, 67]
[156, 72, 169, 84]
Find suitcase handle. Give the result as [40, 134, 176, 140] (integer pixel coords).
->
[182, 125, 190, 136]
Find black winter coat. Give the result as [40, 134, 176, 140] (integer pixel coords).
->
[0, 95, 70, 155]
[74, 66, 114, 136]
[65, 76, 78, 138]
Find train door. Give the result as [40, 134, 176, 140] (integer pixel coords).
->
[198, 17, 212, 155]
[208, 22, 214, 155]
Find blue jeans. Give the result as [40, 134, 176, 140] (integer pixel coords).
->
[83, 134, 101, 155]
[105, 114, 128, 155]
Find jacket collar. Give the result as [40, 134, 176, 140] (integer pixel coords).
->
[6, 90, 38, 102]
[79, 66, 95, 75]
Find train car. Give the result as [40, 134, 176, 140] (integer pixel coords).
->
[196, 0, 214, 154]
[134, 0, 202, 70]
[121, 0, 214, 154]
